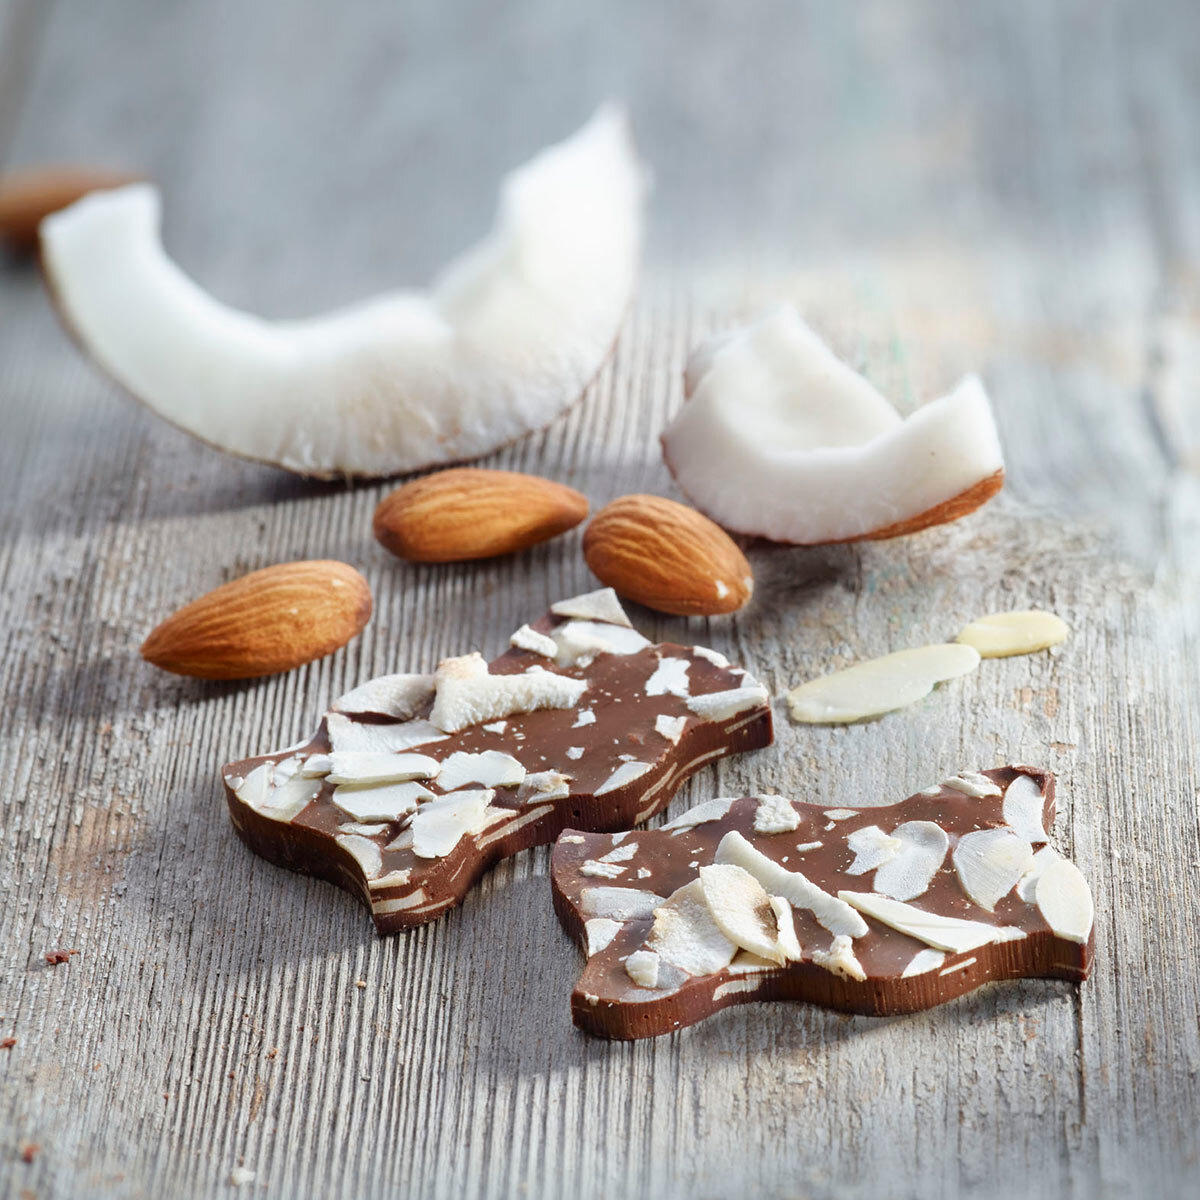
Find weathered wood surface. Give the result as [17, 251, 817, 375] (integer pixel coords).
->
[2, 2, 1198, 1197]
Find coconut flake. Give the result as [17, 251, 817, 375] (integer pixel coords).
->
[435, 750, 526, 791]
[650, 714, 686, 746]
[692, 645, 731, 669]
[1002, 774, 1049, 844]
[552, 619, 651, 667]
[551, 588, 633, 627]
[663, 798, 735, 832]
[839, 891, 1025, 953]
[585, 918, 622, 956]
[581, 860, 626, 879]
[686, 685, 770, 722]
[594, 761, 652, 795]
[645, 657, 691, 698]
[716, 831, 867, 938]
[332, 780, 433, 822]
[510, 625, 558, 658]
[429, 653, 587, 732]
[516, 770, 572, 803]
[599, 841, 638, 864]
[952, 828, 1034, 911]
[788, 644, 980, 724]
[409, 789, 500, 858]
[647, 879, 738, 976]
[336, 833, 383, 880]
[873, 821, 950, 901]
[769, 896, 803, 961]
[698, 863, 786, 963]
[753, 795, 800, 835]
[811, 935, 867, 982]
[624, 949, 661, 988]
[572, 708, 596, 728]
[332, 673, 434, 719]
[579, 887, 665, 920]
[326, 713, 448, 754]
[325, 751, 441, 786]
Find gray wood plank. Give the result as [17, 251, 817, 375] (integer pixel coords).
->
[2, 2, 1198, 1198]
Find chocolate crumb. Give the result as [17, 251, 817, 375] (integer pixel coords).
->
[19, 1143, 39, 1164]
[266, 1048, 278, 1060]
[0, 1038, 15, 1050]
[45, 950, 72, 965]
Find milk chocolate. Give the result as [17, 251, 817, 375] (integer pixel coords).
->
[221, 589, 772, 931]
[551, 767, 1093, 1039]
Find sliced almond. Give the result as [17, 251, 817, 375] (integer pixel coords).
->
[787, 643, 980, 724]
[872, 821, 949, 901]
[952, 828, 1034, 912]
[583, 494, 753, 616]
[140, 560, 371, 680]
[956, 610, 1069, 658]
[373, 468, 588, 562]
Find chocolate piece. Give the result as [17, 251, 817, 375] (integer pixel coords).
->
[221, 589, 772, 932]
[551, 767, 1092, 1039]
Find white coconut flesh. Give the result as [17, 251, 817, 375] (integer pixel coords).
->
[39, 106, 643, 477]
[661, 306, 1005, 544]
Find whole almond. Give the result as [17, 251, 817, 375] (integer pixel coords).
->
[583, 494, 753, 616]
[141, 561, 372, 680]
[0, 165, 142, 251]
[374, 468, 589, 562]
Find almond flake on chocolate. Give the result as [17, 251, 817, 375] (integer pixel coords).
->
[624, 949, 661, 988]
[1002, 774, 1049, 844]
[223, 592, 771, 931]
[952, 828, 1033, 911]
[581, 860, 627, 879]
[692, 646, 731, 669]
[551, 766, 1092, 1038]
[686, 685, 770, 722]
[943, 771, 1002, 798]
[337, 834, 383, 880]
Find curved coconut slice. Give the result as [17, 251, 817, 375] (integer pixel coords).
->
[40, 107, 643, 477]
[661, 306, 1005, 543]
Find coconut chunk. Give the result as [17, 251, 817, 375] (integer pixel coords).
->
[646, 880, 738, 976]
[550, 588, 633, 628]
[654, 714, 688, 745]
[1002, 774, 1049, 844]
[845, 825, 901, 874]
[516, 770, 572, 803]
[510, 625, 558, 658]
[787, 644, 980, 724]
[41, 107, 643, 477]
[686, 685, 770, 722]
[952, 828, 1034, 912]
[331, 673, 434, 719]
[581, 860, 627, 879]
[644, 656, 691, 698]
[956, 610, 1069, 658]
[839, 891, 1025, 954]
[661, 306, 1004, 544]
[624, 950, 661, 989]
[716, 831, 867, 939]
[551, 619, 651, 667]
[429, 653, 586, 732]
[753, 795, 800, 835]
[692, 645, 731, 669]
[810, 935, 867, 982]
[409, 789, 501, 858]
[769, 896, 803, 961]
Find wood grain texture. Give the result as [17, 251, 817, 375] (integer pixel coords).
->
[1, 2, 1198, 1198]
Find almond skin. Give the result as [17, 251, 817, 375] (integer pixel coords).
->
[141, 561, 372, 680]
[0, 165, 142, 251]
[373, 468, 589, 562]
[583, 495, 753, 616]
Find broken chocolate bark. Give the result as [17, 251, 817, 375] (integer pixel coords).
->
[551, 767, 1092, 1039]
[221, 589, 773, 931]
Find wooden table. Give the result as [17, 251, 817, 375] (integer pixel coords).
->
[2, 2, 1197, 1197]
